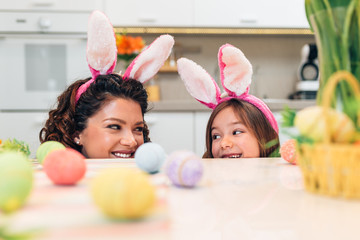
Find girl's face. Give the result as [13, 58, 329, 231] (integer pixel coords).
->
[211, 106, 260, 158]
[77, 98, 144, 158]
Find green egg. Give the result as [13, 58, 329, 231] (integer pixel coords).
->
[36, 141, 65, 165]
[0, 151, 33, 214]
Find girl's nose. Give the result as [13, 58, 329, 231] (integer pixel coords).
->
[220, 135, 233, 149]
[120, 131, 137, 148]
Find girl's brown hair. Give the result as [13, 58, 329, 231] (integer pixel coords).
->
[39, 74, 150, 152]
[203, 98, 279, 158]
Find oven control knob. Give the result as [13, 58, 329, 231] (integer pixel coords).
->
[38, 17, 52, 31]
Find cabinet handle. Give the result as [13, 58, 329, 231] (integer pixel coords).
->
[240, 18, 258, 24]
[31, 0, 55, 7]
[138, 18, 157, 23]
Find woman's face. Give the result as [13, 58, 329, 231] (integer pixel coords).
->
[211, 106, 260, 158]
[77, 98, 144, 158]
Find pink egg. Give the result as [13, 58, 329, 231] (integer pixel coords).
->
[43, 148, 86, 185]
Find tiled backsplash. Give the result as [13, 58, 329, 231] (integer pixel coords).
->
[141, 34, 315, 101]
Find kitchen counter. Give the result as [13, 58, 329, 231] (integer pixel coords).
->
[149, 99, 316, 112]
[8, 158, 360, 240]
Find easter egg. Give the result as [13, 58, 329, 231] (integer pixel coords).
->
[135, 142, 166, 174]
[36, 141, 65, 164]
[91, 168, 155, 220]
[165, 150, 203, 188]
[280, 139, 297, 165]
[0, 152, 33, 214]
[43, 148, 86, 185]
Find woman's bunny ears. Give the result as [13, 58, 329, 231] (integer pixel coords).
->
[177, 44, 278, 133]
[75, 10, 174, 103]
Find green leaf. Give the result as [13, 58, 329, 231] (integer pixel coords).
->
[0, 138, 31, 157]
[281, 105, 297, 127]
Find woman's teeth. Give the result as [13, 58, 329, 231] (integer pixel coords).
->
[228, 154, 242, 158]
[113, 152, 131, 158]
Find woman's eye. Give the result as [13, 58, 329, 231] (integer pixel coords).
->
[135, 127, 144, 132]
[107, 124, 120, 130]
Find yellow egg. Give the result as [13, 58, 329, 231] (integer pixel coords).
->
[294, 106, 356, 143]
[91, 168, 155, 220]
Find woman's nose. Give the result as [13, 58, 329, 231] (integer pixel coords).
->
[220, 135, 233, 149]
[120, 131, 137, 147]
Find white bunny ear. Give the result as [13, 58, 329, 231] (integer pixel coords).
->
[123, 34, 174, 83]
[218, 44, 253, 97]
[177, 58, 221, 109]
[87, 10, 117, 78]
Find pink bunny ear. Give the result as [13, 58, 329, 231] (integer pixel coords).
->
[123, 34, 174, 84]
[76, 10, 117, 103]
[86, 10, 117, 79]
[177, 58, 221, 109]
[218, 44, 252, 97]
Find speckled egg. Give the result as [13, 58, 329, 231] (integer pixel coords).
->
[36, 141, 66, 165]
[0, 151, 33, 214]
[165, 150, 203, 188]
[135, 142, 166, 174]
[91, 168, 155, 220]
[43, 148, 86, 185]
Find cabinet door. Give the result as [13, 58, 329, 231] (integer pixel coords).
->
[194, 111, 211, 157]
[0, 112, 48, 158]
[194, 0, 309, 28]
[0, 0, 103, 11]
[104, 0, 194, 27]
[145, 112, 194, 155]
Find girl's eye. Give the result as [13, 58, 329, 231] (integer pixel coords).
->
[233, 130, 243, 135]
[212, 134, 220, 140]
[107, 124, 120, 130]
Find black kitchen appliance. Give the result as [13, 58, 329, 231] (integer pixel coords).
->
[290, 43, 319, 100]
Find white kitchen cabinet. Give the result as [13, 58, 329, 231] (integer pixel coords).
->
[0, 0, 103, 11]
[194, 111, 211, 157]
[104, 0, 194, 27]
[0, 112, 48, 158]
[194, 0, 309, 28]
[145, 112, 195, 155]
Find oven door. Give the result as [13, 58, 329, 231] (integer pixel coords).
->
[0, 34, 90, 110]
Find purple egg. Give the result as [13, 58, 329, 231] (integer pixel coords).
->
[165, 150, 203, 188]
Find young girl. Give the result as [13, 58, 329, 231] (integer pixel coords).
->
[39, 11, 174, 158]
[177, 44, 279, 158]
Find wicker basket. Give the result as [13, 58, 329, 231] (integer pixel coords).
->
[298, 71, 360, 198]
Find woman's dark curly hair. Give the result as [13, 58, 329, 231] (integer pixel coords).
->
[40, 74, 150, 152]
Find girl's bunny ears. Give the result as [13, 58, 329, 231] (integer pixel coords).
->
[75, 10, 174, 103]
[177, 44, 279, 133]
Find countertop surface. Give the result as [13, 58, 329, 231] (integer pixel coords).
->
[7, 158, 360, 240]
[149, 99, 316, 112]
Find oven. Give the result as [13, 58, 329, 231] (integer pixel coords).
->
[0, 12, 92, 110]
[0, 6, 101, 157]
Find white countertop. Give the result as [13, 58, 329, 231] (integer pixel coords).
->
[8, 158, 360, 240]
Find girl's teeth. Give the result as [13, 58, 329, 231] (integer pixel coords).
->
[114, 153, 131, 158]
[229, 154, 241, 158]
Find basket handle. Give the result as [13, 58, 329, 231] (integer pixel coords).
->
[321, 70, 360, 143]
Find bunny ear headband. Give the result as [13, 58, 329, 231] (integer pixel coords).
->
[177, 44, 279, 133]
[75, 10, 175, 103]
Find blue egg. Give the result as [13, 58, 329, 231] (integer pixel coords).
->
[135, 143, 166, 174]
